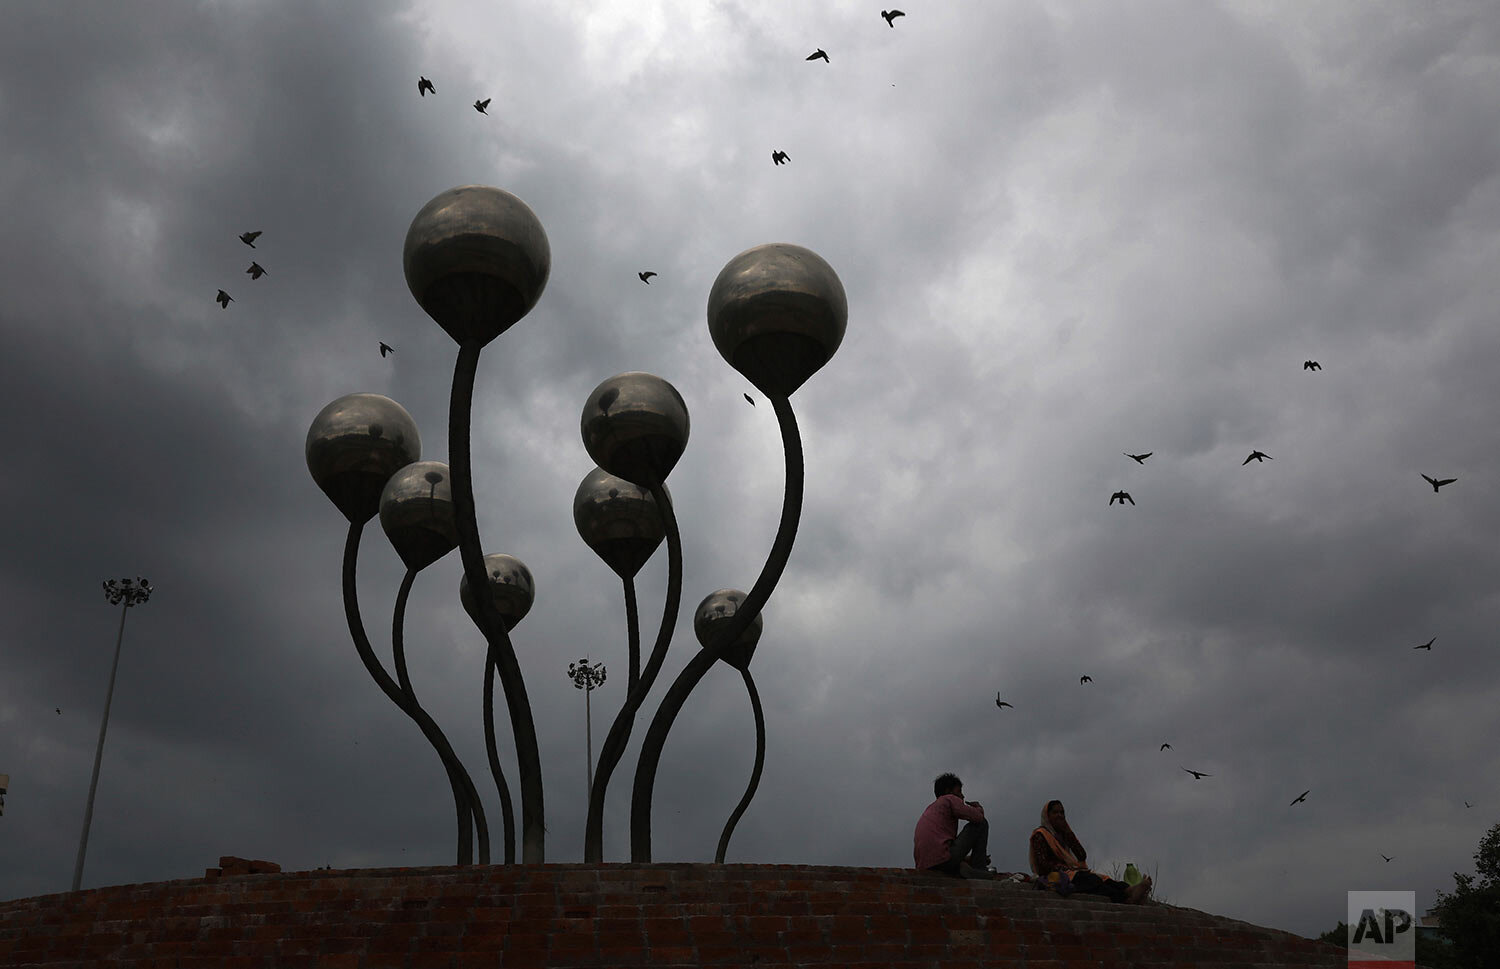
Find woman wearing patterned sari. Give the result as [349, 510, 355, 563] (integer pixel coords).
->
[1029, 800, 1151, 903]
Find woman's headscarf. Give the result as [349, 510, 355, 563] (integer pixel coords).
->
[1031, 800, 1083, 873]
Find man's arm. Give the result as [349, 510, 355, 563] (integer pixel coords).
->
[949, 795, 985, 821]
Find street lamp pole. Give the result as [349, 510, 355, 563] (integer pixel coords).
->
[567, 658, 606, 799]
[73, 577, 152, 892]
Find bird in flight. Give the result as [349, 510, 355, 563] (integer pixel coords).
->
[1243, 450, 1272, 465]
[771, 150, 790, 165]
[239, 230, 262, 248]
[1380, 854, 1393, 863]
[474, 98, 490, 114]
[1290, 790, 1309, 806]
[995, 694, 1012, 709]
[1109, 491, 1134, 506]
[1465, 801, 1473, 808]
[418, 76, 435, 97]
[1125, 452, 1152, 464]
[245, 261, 267, 279]
[379, 342, 395, 358]
[1182, 768, 1212, 780]
[1303, 360, 1321, 371]
[1079, 675, 1092, 684]
[56, 708, 61, 715]
[807, 48, 829, 62]
[744, 394, 755, 406]
[1160, 743, 1172, 751]
[1413, 637, 1434, 651]
[1421, 474, 1457, 493]
[216, 290, 233, 308]
[639, 271, 656, 284]
[881, 9, 905, 27]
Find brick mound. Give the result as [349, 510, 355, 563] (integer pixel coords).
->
[0, 862, 1345, 967]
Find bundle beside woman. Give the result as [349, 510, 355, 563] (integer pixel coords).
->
[1029, 800, 1151, 904]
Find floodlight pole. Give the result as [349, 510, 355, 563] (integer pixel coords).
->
[74, 578, 152, 892]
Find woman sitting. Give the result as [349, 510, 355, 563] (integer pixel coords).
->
[1029, 800, 1151, 904]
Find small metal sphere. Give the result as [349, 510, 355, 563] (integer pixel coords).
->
[458, 553, 536, 632]
[378, 461, 458, 571]
[306, 394, 422, 524]
[572, 467, 667, 579]
[580, 372, 690, 487]
[693, 589, 764, 672]
[707, 243, 848, 397]
[402, 185, 551, 347]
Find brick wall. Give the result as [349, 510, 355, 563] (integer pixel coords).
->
[0, 862, 1347, 967]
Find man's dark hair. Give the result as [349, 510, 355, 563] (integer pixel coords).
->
[934, 773, 962, 798]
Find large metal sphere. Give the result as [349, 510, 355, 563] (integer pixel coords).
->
[693, 589, 764, 672]
[402, 185, 551, 347]
[572, 467, 667, 579]
[458, 553, 536, 632]
[707, 243, 847, 397]
[580, 372, 690, 487]
[306, 394, 422, 524]
[378, 461, 457, 571]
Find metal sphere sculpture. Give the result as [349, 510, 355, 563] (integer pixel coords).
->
[402, 185, 551, 348]
[306, 182, 845, 868]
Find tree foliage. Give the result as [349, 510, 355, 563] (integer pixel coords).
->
[1426, 820, 1500, 969]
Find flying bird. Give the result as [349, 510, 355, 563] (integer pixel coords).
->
[1160, 743, 1172, 751]
[239, 230, 262, 248]
[1079, 675, 1092, 684]
[418, 76, 435, 96]
[378, 342, 395, 358]
[1182, 768, 1212, 780]
[1413, 637, 1434, 651]
[995, 694, 1012, 709]
[1303, 360, 1321, 371]
[56, 708, 61, 715]
[216, 290, 233, 308]
[881, 9, 905, 27]
[1242, 450, 1272, 465]
[1465, 801, 1473, 808]
[1125, 452, 1152, 464]
[744, 394, 754, 406]
[1290, 790, 1309, 806]
[474, 98, 490, 114]
[807, 48, 829, 62]
[638, 271, 656, 284]
[1381, 854, 1393, 863]
[1109, 491, 1134, 506]
[1421, 474, 1456, 492]
[245, 261, 267, 279]
[771, 150, 790, 165]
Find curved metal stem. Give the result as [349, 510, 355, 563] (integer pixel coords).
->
[583, 486, 683, 862]
[393, 567, 490, 865]
[714, 667, 765, 863]
[483, 643, 517, 864]
[338, 521, 492, 865]
[449, 340, 545, 863]
[630, 393, 803, 862]
[624, 576, 640, 699]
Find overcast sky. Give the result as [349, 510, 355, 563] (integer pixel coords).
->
[4, 0, 1499, 940]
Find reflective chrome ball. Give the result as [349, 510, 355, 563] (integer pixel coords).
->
[707, 243, 847, 397]
[379, 461, 457, 571]
[693, 588, 764, 672]
[306, 394, 422, 524]
[572, 467, 667, 579]
[402, 185, 551, 347]
[580, 372, 690, 487]
[458, 553, 536, 632]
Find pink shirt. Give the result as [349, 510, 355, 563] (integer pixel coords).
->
[913, 793, 986, 869]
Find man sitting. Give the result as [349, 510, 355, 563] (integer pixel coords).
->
[913, 773, 994, 878]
